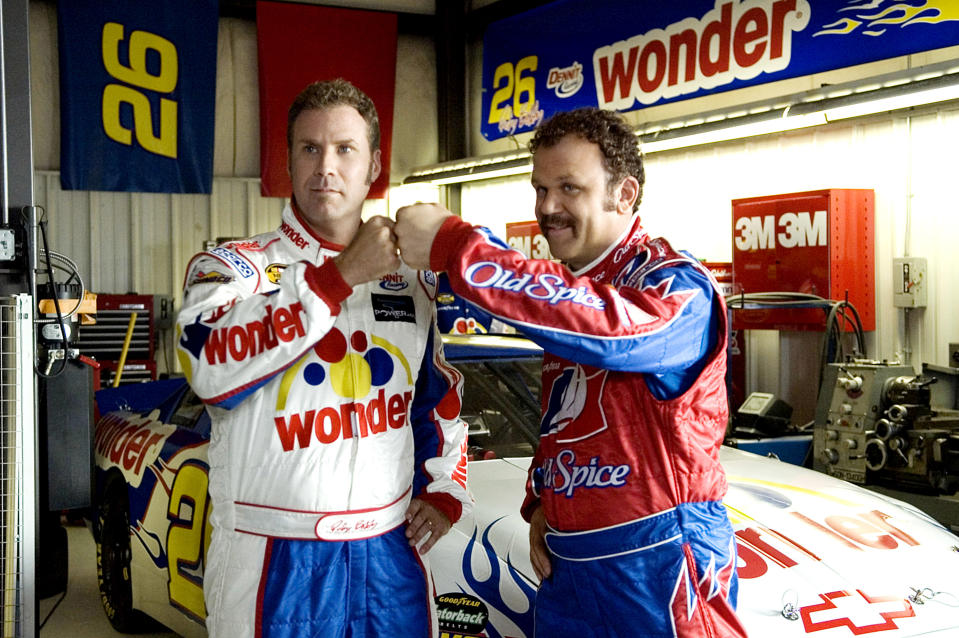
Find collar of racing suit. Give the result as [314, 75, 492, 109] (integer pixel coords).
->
[281, 201, 349, 260]
[569, 213, 649, 279]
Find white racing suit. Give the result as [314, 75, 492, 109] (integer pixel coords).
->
[175, 204, 470, 638]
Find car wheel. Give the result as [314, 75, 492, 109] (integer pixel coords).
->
[96, 473, 155, 632]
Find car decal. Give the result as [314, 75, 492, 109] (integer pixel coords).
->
[461, 517, 535, 637]
[800, 590, 915, 634]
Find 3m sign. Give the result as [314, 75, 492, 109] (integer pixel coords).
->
[731, 189, 875, 331]
[506, 221, 552, 260]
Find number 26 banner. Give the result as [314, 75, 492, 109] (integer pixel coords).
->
[58, 0, 218, 193]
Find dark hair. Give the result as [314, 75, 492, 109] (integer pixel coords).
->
[529, 107, 645, 210]
[286, 78, 381, 152]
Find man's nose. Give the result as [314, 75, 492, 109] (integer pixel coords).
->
[537, 189, 562, 214]
[313, 148, 337, 174]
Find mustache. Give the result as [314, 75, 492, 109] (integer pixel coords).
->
[538, 213, 573, 231]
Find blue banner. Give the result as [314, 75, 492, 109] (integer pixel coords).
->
[481, 0, 959, 140]
[58, 0, 218, 193]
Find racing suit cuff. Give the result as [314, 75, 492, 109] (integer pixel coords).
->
[430, 216, 475, 273]
[417, 491, 463, 525]
[304, 259, 353, 309]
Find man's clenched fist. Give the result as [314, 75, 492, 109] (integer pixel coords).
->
[333, 216, 400, 287]
[394, 203, 455, 270]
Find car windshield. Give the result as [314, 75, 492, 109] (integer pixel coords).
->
[170, 388, 207, 430]
[456, 357, 542, 460]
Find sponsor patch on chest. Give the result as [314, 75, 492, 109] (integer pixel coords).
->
[371, 293, 416, 323]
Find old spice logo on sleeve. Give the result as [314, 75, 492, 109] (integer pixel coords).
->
[272, 327, 416, 451]
[464, 261, 605, 310]
[541, 362, 609, 442]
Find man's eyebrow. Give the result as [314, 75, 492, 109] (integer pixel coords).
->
[295, 136, 361, 146]
[531, 171, 577, 185]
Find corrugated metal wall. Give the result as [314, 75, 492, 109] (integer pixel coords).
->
[35, 172, 284, 298]
[34, 172, 285, 375]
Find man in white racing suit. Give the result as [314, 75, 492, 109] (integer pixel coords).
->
[175, 79, 470, 638]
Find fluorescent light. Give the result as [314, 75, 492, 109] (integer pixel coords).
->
[428, 162, 532, 185]
[404, 153, 531, 185]
[825, 82, 959, 121]
[640, 111, 827, 153]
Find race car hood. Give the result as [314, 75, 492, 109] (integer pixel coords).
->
[720, 447, 959, 637]
[450, 449, 959, 638]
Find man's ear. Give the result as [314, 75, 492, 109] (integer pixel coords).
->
[367, 149, 382, 185]
[616, 176, 640, 214]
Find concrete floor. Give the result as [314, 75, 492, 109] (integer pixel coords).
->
[38, 522, 178, 638]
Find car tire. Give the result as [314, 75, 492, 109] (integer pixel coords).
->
[96, 473, 156, 632]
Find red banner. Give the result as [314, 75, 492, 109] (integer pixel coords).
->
[256, 1, 397, 198]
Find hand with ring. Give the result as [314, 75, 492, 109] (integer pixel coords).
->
[404, 498, 451, 554]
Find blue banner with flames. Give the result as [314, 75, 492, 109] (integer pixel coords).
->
[58, 0, 218, 193]
[481, 0, 959, 140]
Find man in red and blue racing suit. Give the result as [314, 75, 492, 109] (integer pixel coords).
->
[395, 108, 748, 637]
[175, 80, 470, 638]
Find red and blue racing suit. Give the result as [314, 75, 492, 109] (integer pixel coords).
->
[175, 204, 470, 638]
[430, 214, 748, 638]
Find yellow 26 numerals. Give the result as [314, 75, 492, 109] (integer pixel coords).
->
[101, 22, 179, 158]
[167, 462, 212, 621]
[487, 55, 538, 124]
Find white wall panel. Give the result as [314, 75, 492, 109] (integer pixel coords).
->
[460, 176, 536, 240]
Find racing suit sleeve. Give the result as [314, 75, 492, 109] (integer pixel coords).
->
[430, 216, 721, 375]
[409, 307, 472, 524]
[175, 247, 351, 408]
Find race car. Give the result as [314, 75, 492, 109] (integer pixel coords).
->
[91, 334, 959, 638]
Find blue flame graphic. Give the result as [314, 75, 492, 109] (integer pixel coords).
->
[461, 517, 536, 637]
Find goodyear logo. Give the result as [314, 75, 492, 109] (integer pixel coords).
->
[435, 593, 489, 636]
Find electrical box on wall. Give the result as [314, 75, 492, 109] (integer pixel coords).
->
[892, 257, 927, 308]
[731, 188, 875, 331]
